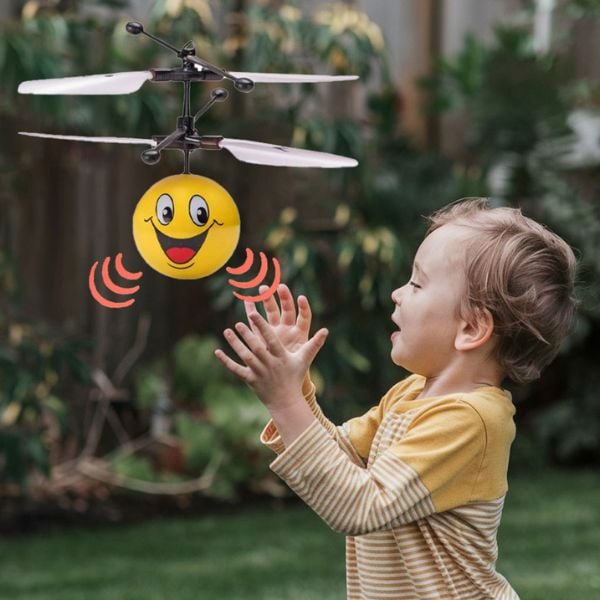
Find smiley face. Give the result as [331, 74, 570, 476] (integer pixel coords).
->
[132, 174, 240, 279]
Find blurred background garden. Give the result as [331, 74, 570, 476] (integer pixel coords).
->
[0, 0, 599, 598]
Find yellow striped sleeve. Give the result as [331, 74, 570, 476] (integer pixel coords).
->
[260, 374, 419, 462]
[269, 399, 487, 535]
[269, 420, 435, 536]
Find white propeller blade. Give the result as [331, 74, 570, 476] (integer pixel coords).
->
[18, 132, 157, 146]
[18, 133, 357, 168]
[228, 71, 358, 83]
[18, 71, 153, 95]
[191, 63, 358, 83]
[219, 138, 358, 168]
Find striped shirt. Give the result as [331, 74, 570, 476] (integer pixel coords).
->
[261, 373, 519, 599]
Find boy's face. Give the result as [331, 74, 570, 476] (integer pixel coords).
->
[390, 224, 470, 375]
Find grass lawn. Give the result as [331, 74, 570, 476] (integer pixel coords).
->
[0, 468, 598, 599]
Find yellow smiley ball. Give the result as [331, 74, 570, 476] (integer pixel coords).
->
[132, 174, 240, 279]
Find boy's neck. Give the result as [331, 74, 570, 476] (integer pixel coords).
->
[415, 371, 504, 400]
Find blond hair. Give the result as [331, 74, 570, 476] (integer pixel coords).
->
[425, 197, 579, 385]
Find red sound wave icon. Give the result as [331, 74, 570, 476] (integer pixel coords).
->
[88, 252, 143, 309]
[226, 248, 281, 302]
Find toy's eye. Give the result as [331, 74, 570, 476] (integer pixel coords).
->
[190, 195, 209, 226]
[156, 194, 174, 225]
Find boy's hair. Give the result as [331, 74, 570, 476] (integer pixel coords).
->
[425, 197, 579, 385]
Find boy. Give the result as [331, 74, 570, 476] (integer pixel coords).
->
[215, 197, 578, 599]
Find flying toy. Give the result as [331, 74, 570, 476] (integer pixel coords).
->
[18, 22, 358, 302]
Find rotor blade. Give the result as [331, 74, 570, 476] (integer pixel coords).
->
[219, 138, 358, 168]
[18, 71, 153, 95]
[19, 132, 157, 146]
[228, 71, 358, 83]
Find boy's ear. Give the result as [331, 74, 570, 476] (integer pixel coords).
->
[454, 307, 495, 351]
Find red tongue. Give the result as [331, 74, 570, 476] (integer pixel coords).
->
[166, 247, 196, 264]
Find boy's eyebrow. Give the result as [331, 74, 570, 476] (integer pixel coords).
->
[413, 262, 429, 280]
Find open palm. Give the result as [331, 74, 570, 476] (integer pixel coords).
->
[244, 284, 312, 352]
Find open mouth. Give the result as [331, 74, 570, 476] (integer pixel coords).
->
[146, 217, 218, 266]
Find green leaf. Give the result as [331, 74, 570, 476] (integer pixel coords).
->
[111, 454, 156, 481]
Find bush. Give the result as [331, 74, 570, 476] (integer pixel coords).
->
[134, 334, 275, 500]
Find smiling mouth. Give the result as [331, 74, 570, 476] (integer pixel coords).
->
[146, 217, 221, 268]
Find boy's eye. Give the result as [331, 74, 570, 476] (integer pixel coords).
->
[409, 281, 421, 289]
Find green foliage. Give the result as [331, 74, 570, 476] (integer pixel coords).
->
[535, 391, 600, 466]
[135, 334, 272, 499]
[0, 320, 90, 485]
[224, 2, 387, 79]
[309, 4, 387, 80]
[236, 4, 308, 73]
[172, 335, 222, 403]
[175, 412, 217, 473]
[527, 315, 600, 465]
[567, 0, 600, 17]
[423, 26, 571, 163]
[134, 361, 168, 412]
[111, 453, 156, 481]
[204, 383, 269, 445]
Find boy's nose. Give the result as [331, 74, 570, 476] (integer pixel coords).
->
[391, 287, 402, 304]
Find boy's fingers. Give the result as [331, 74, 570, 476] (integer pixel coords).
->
[297, 294, 312, 334]
[249, 312, 285, 356]
[244, 301, 260, 333]
[235, 321, 268, 359]
[214, 348, 252, 382]
[244, 300, 259, 317]
[300, 328, 328, 366]
[278, 283, 296, 326]
[222, 328, 261, 370]
[260, 285, 281, 326]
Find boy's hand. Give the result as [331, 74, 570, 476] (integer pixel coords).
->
[244, 284, 312, 353]
[215, 310, 328, 411]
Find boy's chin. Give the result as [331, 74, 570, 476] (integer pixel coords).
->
[390, 351, 407, 369]
[391, 350, 419, 374]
